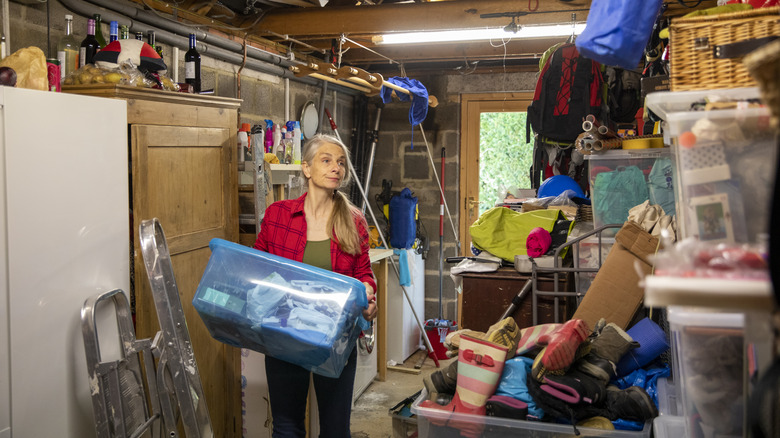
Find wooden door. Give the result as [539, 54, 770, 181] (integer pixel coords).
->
[459, 93, 533, 255]
[132, 123, 241, 436]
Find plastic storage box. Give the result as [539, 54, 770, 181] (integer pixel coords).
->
[193, 238, 368, 378]
[646, 87, 776, 243]
[586, 149, 675, 233]
[410, 389, 652, 438]
[667, 307, 745, 438]
[653, 415, 685, 438]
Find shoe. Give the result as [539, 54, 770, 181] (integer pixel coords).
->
[537, 319, 590, 372]
[485, 395, 527, 420]
[527, 369, 609, 425]
[515, 323, 562, 356]
[605, 385, 658, 422]
[423, 360, 458, 401]
[420, 334, 509, 438]
[577, 323, 639, 385]
[485, 317, 521, 358]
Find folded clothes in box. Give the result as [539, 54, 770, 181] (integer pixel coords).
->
[193, 238, 368, 378]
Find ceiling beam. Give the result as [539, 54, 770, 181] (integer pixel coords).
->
[254, 0, 592, 38]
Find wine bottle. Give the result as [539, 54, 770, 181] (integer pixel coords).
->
[93, 14, 107, 49]
[119, 25, 129, 40]
[79, 18, 100, 67]
[146, 30, 156, 49]
[56, 14, 79, 79]
[135, 32, 144, 41]
[184, 33, 201, 93]
[109, 21, 118, 43]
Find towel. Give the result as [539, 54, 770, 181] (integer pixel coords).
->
[393, 248, 411, 286]
[526, 227, 552, 258]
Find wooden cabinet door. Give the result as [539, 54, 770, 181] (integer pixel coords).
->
[132, 123, 240, 437]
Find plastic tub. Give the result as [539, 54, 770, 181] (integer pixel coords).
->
[193, 238, 368, 378]
[667, 307, 745, 438]
[411, 389, 652, 438]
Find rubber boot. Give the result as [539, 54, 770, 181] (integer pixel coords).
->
[577, 322, 639, 385]
[420, 334, 509, 438]
[485, 317, 521, 359]
[605, 385, 658, 422]
[531, 318, 590, 381]
[423, 360, 458, 402]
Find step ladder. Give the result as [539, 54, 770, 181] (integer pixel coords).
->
[81, 218, 213, 437]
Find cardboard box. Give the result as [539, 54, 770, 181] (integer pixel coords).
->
[572, 221, 659, 330]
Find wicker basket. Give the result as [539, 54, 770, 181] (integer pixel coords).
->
[669, 7, 780, 91]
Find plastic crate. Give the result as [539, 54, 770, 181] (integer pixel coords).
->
[646, 87, 775, 243]
[391, 413, 418, 438]
[586, 149, 675, 234]
[667, 307, 745, 438]
[192, 238, 368, 378]
[410, 389, 652, 438]
[653, 415, 685, 438]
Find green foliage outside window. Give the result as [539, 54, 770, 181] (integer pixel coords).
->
[478, 112, 534, 216]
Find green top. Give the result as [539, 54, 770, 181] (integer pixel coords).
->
[303, 239, 332, 271]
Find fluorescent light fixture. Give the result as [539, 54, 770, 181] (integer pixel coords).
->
[374, 22, 586, 45]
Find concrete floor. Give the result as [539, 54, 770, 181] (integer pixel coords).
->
[350, 350, 456, 438]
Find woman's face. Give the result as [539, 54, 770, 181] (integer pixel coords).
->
[304, 142, 347, 191]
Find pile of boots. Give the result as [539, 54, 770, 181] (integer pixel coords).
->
[528, 318, 658, 432]
[420, 317, 659, 436]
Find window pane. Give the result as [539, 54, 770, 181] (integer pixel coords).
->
[478, 112, 533, 215]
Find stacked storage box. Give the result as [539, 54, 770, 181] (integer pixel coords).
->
[646, 87, 775, 244]
[586, 149, 676, 234]
[667, 308, 747, 438]
[192, 238, 368, 378]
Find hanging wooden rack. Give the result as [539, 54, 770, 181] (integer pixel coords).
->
[289, 61, 439, 107]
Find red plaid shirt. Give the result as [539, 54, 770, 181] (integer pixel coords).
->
[253, 193, 377, 292]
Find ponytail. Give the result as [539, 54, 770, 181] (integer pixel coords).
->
[329, 190, 361, 255]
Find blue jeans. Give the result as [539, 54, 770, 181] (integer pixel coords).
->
[265, 346, 358, 438]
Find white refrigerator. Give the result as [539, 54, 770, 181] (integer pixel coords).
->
[0, 86, 130, 437]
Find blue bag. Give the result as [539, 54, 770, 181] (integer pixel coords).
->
[389, 188, 417, 249]
[576, 0, 664, 69]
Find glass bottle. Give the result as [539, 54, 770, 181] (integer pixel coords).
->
[79, 18, 100, 67]
[146, 30, 156, 49]
[119, 25, 129, 40]
[93, 14, 107, 49]
[135, 32, 144, 41]
[184, 33, 201, 93]
[109, 21, 118, 43]
[57, 14, 79, 79]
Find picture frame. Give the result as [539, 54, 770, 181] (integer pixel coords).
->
[689, 193, 734, 243]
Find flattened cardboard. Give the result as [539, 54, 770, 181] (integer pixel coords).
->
[572, 221, 659, 330]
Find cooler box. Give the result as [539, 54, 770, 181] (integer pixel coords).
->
[646, 87, 776, 243]
[411, 389, 652, 438]
[193, 238, 369, 378]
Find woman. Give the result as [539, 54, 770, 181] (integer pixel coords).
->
[254, 133, 378, 437]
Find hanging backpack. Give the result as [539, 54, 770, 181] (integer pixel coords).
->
[606, 66, 643, 124]
[527, 43, 604, 143]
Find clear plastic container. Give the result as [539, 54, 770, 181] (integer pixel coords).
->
[586, 148, 675, 233]
[667, 307, 745, 438]
[646, 87, 775, 243]
[192, 238, 369, 378]
[410, 389, 652, 438]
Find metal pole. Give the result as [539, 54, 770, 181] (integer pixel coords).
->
[439, 147, 445, 320]
[326, 111, 441, 367]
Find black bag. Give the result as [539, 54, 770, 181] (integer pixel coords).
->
[527, 43, 605, 143]
[606, 67, 642, 124]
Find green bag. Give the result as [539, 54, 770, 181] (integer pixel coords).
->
[470, 207, 572, 263]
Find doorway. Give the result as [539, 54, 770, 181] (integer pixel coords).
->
[459, 92, 533, 256]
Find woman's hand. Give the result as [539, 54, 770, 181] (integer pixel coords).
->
[362, 282, 377, 321]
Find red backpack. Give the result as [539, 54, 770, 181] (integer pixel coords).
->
[527, 43, 604, 143]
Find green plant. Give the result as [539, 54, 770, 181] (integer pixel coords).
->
[479, 112, 534, 215]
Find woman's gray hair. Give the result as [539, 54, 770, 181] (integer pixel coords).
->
[302, 133, 353, 188]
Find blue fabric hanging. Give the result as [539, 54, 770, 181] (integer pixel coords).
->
[575, 0, 664, 69]
[381, 77, 429, 149]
